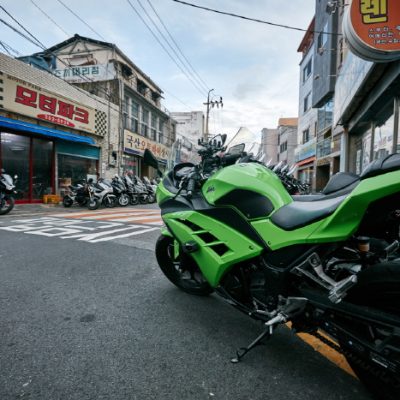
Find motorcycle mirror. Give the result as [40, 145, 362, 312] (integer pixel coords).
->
[143, 149, 162, 177]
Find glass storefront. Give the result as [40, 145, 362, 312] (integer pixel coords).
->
[122, 153, 141, 176]
[58, 154, 98, 187]
[374, 114, 394, 159]
[0, 132, 53, 202]
[0, 131, 99, 202]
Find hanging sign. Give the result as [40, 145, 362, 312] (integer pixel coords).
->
[343, 0, 400, 62]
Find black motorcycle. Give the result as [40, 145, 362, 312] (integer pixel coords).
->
[0, 168, 18, 215]
[62, 179, 99, 210]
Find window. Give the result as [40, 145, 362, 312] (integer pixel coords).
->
[303, 92, 311, 113]
[302, 128, 310, 144]
[130, 101, 139, 133]
[151, 114, 157, 141]
[141, 108, 149, 137]
[317, 21, 329, 53]
[302, 59, 312, 83]
[280, 142, 287, 153]
[123, 96, 130, 129]
[158, 120, 164, 144]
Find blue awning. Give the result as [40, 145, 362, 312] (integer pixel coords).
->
[0, 116, 96, 145]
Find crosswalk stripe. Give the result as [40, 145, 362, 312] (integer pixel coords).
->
[88, 227, 160, 243]
[50, 209, 160, 218]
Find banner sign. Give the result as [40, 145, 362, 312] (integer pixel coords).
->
[2, 74, 96, 134]
[53, 63, 116, 83]
[123, 130, 170, 162]
[344, 0, 400, 62]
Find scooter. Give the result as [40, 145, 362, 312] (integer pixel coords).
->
[93, 178, 117, 208]
[111, 175, 130, 207]
[123, 174, 139, 205]
[0, 168, 17, 215]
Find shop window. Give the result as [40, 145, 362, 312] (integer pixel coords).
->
[58, 154, 97, 190]
[375, 114, 394, 159]
[32, 139, 53, 199]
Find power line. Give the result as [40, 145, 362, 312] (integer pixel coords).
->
[1, 5, 194, 121]
[135, 0, 208, 95]
[125, 0, 207, 98]
[0, 41, 11, 56]
[56, 0, 107, 41]
[146, 0, 210, 92]
[30, 0, 70, 37]
[171, 0, 342, 36]
[0, 40, 22, 56]
[0, 5, 46, 48]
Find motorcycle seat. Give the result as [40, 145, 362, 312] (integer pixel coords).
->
[271, 194, 347, 231]
[360, 153, 400, 179]
[292, 172, 360, 202]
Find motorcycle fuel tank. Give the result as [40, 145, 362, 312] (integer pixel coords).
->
[202, 163, 292, 219]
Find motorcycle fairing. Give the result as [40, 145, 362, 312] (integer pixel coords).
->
[163, 210, 263, 287]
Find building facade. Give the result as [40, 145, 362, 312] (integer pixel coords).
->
[170, 111, 204, 162]
[312, 0, 341, 191]
[0, 52, 119, 203]
[277, 118, 298, 166]
[296, 17, 318, 189]
[22, 34, 176, 178]
[261, 128, 278, 164]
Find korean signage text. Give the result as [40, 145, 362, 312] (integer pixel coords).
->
[54, 63, 116, 83]
[124, 130, 170, 161]
[344, 0, 400, 61]
[3, 75, 95, 133]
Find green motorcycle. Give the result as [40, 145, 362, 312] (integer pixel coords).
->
[144, 134, 400, 400]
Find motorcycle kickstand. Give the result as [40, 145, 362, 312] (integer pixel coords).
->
[230, 328, 272, 363]
[231, 314, 287, 363]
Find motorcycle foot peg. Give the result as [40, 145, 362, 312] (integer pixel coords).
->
[182, 241, 199, 253]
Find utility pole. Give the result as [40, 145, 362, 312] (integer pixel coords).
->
[204, 88, 223, 139]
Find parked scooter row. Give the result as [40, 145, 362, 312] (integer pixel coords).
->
[62, 174, 158, 210]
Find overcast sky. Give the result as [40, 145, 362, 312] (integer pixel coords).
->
[0, 0, 315, 136]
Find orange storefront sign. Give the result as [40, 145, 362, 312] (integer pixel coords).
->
[344, 0, 400, 62]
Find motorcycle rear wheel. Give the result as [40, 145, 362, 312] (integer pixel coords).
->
[139, 195, 148, 204]
[147, 194, 156, 203]
[118, 194, 129, 207]
[340, 262, 400, 400]
[155, 235, 213, 296]
[129, 194, 139, 205]
[0, 195, 15, 215]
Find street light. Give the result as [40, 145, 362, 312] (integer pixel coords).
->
[204, 88, 223, 139]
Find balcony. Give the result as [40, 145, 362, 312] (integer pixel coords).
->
[316, 138, 332, 158]
[295, 137, 316, 162]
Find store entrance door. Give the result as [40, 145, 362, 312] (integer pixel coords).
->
[0, 132, 54, 203]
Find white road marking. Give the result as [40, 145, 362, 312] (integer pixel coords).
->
[88, 227, 159, 243]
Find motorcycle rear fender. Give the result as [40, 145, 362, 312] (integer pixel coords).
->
[163, 210, 263, 287]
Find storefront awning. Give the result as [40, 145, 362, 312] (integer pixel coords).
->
[0, 116, 96, 145]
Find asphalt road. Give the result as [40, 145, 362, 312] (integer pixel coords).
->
[0, 212, 372, 400]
